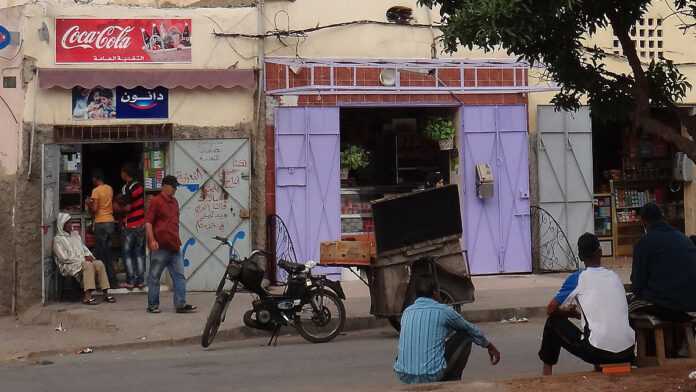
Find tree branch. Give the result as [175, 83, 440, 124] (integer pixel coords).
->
[607, 12, 651, 119]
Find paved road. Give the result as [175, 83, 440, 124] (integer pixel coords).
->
[1, 319, 590, 392]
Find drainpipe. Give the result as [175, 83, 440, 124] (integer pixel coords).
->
[256, 0, 265, 123]
[256, 0, 266, 257]
[425, 6, 437, 59]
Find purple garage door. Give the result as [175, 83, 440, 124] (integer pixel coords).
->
[460, 105, 532, 274]
[275, 107, 342, 281]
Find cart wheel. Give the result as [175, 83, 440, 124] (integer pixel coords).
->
[439, 288, 461, 313]
[388, 316, 401, 332]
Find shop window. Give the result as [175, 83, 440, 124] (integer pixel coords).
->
[2, 76, 16, 88]
[648, 30, 654, 37]
[648, 18, 654, 26]
[639, 29, 645, 37]
[639, 18, 645, 26]
[386, 6, 413, 24]
[649, 51, 655, 58]
[613, 40, 619, 48]
[658, 41, 663, 49]
[649, 41, 654, 48]
[640, 41, 645, 48]
[657, 18, 663, 26]
[640, 51, 646, 57]
[631, 28, 636, 36]
[658, 51, 664, 59]
[657, 30, 663, 37]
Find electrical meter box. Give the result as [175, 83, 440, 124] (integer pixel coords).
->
[475, 163, 494, 199]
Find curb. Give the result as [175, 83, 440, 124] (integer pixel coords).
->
[12, 306, 545, 362]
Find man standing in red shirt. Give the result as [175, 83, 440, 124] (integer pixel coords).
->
[145, 175, 197, 314]
[118, 163, 146, 289]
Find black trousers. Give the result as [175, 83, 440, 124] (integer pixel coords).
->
[441, 331, 474, 381]
[538, 316, 634, 366]
[628, 297, 693, 323]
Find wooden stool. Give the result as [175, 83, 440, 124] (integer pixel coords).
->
[631, 314, 696, 367]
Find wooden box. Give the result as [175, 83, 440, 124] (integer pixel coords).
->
[320, 240, 371, 266]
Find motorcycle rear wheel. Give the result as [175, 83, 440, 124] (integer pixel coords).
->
[295, 291, 346, 344]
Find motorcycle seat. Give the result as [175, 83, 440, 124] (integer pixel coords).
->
[278, 260, 305, 274]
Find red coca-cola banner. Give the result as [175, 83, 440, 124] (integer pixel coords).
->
[55, 18, 192, 64]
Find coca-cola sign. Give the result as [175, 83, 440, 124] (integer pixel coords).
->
[56, 18, 192, 63]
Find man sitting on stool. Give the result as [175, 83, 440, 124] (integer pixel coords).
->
[630, 203, 696, 321]
[394, 275, 500, 384]
[539, 233, 634, 375]
[53, 212, 116, 305]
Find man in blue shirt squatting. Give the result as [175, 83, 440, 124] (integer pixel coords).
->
[539, 233, 635, 376]
[394, 276, 501, 384]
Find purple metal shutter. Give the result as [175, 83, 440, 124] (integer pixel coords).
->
[275, 107, 341, 280]
[496, 106, 532, 273]
[460, 105, 532, 274]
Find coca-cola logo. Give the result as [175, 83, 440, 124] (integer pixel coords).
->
[60, 25, 134, 50]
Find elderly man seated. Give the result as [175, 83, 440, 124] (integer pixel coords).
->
[54, 212, 116, 305]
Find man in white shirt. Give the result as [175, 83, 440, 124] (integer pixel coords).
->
[539, 233, 635, 376]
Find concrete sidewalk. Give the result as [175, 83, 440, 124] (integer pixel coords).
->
[0, 270, 631, 362]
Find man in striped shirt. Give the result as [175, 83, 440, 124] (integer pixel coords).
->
[119, 163, 146, 289]
[394, 276, 501, 384]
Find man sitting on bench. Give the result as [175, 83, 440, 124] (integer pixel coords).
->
[539, 233, 635, 375]
[54, 212, 116, 305]
[630, 203, 696, 321]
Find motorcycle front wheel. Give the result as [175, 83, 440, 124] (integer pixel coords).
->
[295, 290, 346, 344]
[201, 281, 236, 348]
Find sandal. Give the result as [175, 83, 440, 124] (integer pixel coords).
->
[82, 298, 98, 305]
[104, 296, 116, 303]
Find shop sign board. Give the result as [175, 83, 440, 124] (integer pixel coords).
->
[72, 86, 168, 120]
[55, 18, 192, 63]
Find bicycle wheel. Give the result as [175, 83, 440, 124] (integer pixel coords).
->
[295, 291, 346, 344]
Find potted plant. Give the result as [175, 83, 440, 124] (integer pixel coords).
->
[424, 118, 456, 150]
[340, 145, 370, 179]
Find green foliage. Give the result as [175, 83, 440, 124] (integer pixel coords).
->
[417, 0, 692, 127]
[341, 145, 370, 171]
[423, 118, 456, 141]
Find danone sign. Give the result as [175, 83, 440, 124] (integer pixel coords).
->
[55, 18, 192, 63]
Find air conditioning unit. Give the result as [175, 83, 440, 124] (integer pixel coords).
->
[673, 152, 695, 182]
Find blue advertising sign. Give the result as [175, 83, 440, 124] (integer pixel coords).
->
[116, 87, 168, 119]
[72, 86, 169, 120]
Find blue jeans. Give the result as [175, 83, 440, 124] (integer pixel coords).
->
[94, 222, 116, 286]
[148, 249, 187, 309]
[122, 227, 146, 285]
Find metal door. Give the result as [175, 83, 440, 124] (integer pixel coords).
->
[275, 107, 341, 281]
[41, 144, 61, 302]
[537, 106, 593, 271]
[171, 139, 251, 291]
[461, 105, 532, 274]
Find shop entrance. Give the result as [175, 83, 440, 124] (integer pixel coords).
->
[339, 107, 456, 241]
[41, 141, 169, 302]
[592, 116, 685, 259]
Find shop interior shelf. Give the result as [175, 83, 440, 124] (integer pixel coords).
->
[61, 170, 81, 175]
[612, 178, 673, 184]
[341, 213, 373, 219]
